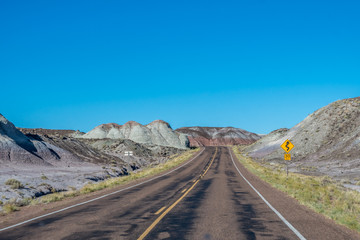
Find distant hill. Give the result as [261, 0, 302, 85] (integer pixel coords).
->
[245, 97, 360, 180]
[175, 126, 261, 147]
[81, 120, 189, 149]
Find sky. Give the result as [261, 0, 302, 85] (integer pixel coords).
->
[1, 0, 359, 134]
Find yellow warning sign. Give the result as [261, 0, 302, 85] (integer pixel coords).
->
[284, 154, 291, 161]
[281, 139, 294, 153]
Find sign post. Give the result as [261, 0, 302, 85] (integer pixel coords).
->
[281, 140, 294, 177]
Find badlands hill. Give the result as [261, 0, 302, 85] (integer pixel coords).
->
[1, 116, 188, 205]
[245, 97, 360, 180]
[81, 120, 189, 149]
[176, 126, 261, 147]
[0, 114, 80, 166]
[18, 128, 126, 166]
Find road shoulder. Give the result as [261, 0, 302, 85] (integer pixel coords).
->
[229, 147, 360, 240]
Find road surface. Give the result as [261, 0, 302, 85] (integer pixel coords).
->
[0, 147, 358, 239]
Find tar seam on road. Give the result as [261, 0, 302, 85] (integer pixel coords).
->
[137, 147, 218, 240]
[228, 148, 307, 240]
[0, 148, 205, 233]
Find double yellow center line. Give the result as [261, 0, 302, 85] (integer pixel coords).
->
[137, 147, 218, 240]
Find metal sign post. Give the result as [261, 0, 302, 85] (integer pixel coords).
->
[281, 140, 294, 177]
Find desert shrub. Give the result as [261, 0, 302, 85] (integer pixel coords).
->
[41, 174, 48, 180]
[2, 203, 18, 213]
[18, 198, 32, 207]
[5, 179, 24, 189]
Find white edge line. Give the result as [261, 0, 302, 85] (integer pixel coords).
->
[0, 148, 205, 232]
[228, 148, 306, 240]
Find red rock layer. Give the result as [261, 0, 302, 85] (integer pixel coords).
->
[187, 136, 257, 147]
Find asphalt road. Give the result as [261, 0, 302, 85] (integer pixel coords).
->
[0, 147, 358, 240]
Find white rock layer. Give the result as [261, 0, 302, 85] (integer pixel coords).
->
[81, 120, 189, 149]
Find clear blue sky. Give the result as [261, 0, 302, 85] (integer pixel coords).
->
[1, 0, 359, 134]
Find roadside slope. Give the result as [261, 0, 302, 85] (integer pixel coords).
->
[245, 97, 360, 181]
[233, 146, 360, 235]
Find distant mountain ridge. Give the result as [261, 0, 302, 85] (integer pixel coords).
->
[176, 126, 261, 147]
[81, 120, 189, 149]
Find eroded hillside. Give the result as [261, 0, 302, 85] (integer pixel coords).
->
[245, 97, 360, 183]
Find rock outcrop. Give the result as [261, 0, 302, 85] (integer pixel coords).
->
[0, 114, 79, 166]
[81, 120, 189, 149]
[176, 127, 261, 147]
[245, 97, 360, 179]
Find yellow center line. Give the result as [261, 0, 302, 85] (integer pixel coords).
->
[201, 149, 216, 177]
[181, 188, 187, 193]
[154, 206, 166, 215]
[137, 147, 218, 240]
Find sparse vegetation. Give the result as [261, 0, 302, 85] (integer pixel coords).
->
[233, 146, 360, 232]
[41, 174, 48, 180]
[341, 179, 352, 184]
[5, 179, 24, 189]
[2, 203, 18, 213]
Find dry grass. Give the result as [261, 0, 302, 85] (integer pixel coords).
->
[232, 146, 360, 232]
[5, 179, 24, 189]
[2, 203, 18, 214]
